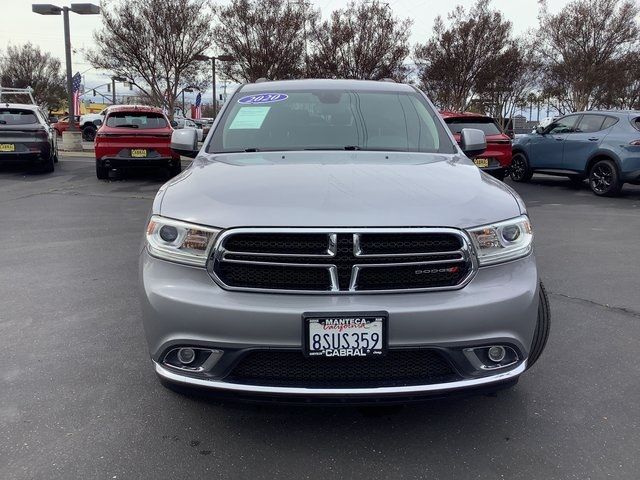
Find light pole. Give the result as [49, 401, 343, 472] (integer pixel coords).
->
[179, 87, 199, 116]
[110, 76, 126, 105]
[32, 3, 100, 132]
[194, 54, 234, 118]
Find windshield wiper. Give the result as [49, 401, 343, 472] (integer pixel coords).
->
[117, 124, 139, 128]
[343, 145, 361, 150]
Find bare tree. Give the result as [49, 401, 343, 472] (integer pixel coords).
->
[475, 38, 541, 125]
[537, 0, 639, 113]
[88, 0, 214, 118]
[213, 0, 317, 83]
[414, 0, 514, 112]
[0, 43, 66, 110]
[308, 0, 412, 81]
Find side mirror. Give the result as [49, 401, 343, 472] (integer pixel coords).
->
[170, 128, 199, 158]
[170, 120, 178, 128]
[93, 119, 103, 127]
[460, 128, 486, 158]
[536, 126, 545, 135]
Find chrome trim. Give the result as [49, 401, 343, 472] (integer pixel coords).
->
[155, 361, 525, 396]
[208, 227, 478, 295]
[162, 348, 223, 373]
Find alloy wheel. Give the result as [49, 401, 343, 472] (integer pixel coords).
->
[590, 164, 613, 194]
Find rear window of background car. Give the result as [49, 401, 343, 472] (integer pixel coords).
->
[444, 118, 502, 136]
[210, 90, 456, 154]
[0, 109, 38, 125]
[106, 112, 168, 129]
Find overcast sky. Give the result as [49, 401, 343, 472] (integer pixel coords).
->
[1, 0, 573, 100]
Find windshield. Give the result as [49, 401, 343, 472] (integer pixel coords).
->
[208, 89, 455, 154]
[444, 117, 502, 136]
[106, 112, 168, 129]
[0, 109, 38, 125]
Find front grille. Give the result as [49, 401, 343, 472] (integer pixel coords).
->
[227, 349, 459, 388]
[210, 229, 474, 293]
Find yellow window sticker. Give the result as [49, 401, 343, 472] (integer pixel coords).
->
[229, 106, 271, 129]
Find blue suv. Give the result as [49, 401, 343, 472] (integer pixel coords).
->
[511, 111, 640, 196]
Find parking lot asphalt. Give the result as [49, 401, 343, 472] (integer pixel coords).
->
[1, 156, 640, 480]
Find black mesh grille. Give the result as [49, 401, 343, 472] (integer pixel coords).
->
[212, 230, 472, 292]
[359, 233, 462, 255]
[357, 263, 470, 291]
[217, 263, 331, 291]
[224, 233, 329, 255]
[227, 349, 458, 387]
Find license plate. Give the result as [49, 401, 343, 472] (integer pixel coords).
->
[0, 144, 16, 152]
[131, 149, 147, 158]
[304, 312, 387, 357]
[474, 158, 489, 168]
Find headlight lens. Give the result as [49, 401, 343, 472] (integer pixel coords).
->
[467, 215, 533, 266]
[145, 215, 220, 266]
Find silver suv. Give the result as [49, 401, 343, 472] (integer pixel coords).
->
[140, 79, 550, 402]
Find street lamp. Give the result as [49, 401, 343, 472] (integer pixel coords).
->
[32, 3, 100, 132]
[194, 54, 234, 118]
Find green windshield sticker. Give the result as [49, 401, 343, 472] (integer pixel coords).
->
[228, 106, 271, 129]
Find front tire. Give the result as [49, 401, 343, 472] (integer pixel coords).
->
[589, 159, 622, 197]
[528, 282, 551, 369]
[510, 152, 533, 182]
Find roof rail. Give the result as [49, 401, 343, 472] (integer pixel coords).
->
[379, 78, 396, 83]
[254, 78, 269, 83]
[0, 85, 37, 105]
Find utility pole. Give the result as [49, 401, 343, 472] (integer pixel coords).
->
[194, 54, 235, 118]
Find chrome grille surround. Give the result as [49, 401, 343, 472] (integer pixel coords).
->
[208, 227, 478, 294]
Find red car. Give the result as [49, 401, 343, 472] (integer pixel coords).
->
[51, 115, 80, 137]
[94, 105, 181, 179]
[439, 111, 512, 180]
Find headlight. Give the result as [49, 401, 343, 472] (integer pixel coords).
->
[466, 215, 533, 266]
[145, 215, 220, 266]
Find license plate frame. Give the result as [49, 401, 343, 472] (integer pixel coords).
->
[474, 157, 489, 168]
[131, 148, 147, 158]
[302, 311, 388, 358]
[0, 144, 16, 152]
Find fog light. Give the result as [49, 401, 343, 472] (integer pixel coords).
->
[177, 347, 196, 365]
[488, 346, 506, 363]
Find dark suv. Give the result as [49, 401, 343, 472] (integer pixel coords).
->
[0, 103, 58, 173]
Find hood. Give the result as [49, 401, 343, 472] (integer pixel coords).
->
[158, 151, 522, 229]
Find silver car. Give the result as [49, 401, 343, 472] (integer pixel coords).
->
[140, 79, 550, 403]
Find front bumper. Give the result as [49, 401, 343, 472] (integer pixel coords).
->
[140, 250, 540, 399]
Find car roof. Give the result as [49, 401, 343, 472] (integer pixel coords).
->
[439, 110, 493, 120]
[107, 104, 164, 115]
[240, 78, 415, 93]
[568, 110, 640, 117]
[1, 102, 39, 111]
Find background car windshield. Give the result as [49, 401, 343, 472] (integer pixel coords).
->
[445, 118, 502, 136]
[0, 109, 38, 125]
[209, 90, 455, 153]
[106, 112, 167, 129]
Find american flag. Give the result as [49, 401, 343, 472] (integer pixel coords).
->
[72, 72, 82, 115]
[193, 92, 202, 119]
